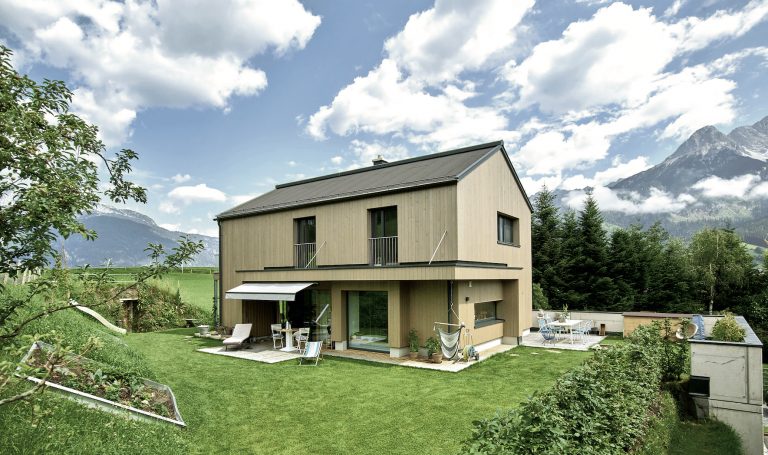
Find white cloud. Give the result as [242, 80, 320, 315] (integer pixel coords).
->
[285, 174, 306, 181]
[229, 192, 262, 206]
[288, 161, 296, 166]
[168, 184, 227, 204]
[159, 201, 180, 214]
[295, 114, 305, 125]
[664, 0, 687, 17]
[171, 173, 191, 184]
[331, 156, 343, 165]
[160, 223, 181, 231]
[564, 187, 696, 214]
[0, 0, 321, 147]
[151, 184, 165, 190]
[347, 140, 410, 170]
[191, 217, 201, 222]
[505, 2, 768, 177]
[520, 174, 564, 196]
[692, 174, 768, 199]
[306, 0, 533, 151]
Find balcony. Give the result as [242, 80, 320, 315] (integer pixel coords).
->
[295, 242, 317, 269]
[369, 236, 398, 266]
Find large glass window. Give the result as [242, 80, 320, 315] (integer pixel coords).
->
[348, 291, 388, 352]
[285, 290, 331, 343]
[497, 214, 518, 245]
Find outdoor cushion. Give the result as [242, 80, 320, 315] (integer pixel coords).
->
[223, 323, 252, 350]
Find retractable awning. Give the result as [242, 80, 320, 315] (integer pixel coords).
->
[225, 282, 316, 301]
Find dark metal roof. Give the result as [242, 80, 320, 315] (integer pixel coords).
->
[216, 141, 531, 220]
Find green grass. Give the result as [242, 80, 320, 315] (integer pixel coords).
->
[600, 334, 628, 345]
[0, 387, 189, 454]
[123, 330, 592, 454]
[634, 391, 744, 455]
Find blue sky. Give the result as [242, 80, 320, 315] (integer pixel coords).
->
[2, 0, 767, 237]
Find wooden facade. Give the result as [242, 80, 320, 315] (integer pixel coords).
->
[217, 145, 533, 356]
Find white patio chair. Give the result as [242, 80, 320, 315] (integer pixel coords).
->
[293, 328, 310, 354]
[271, 324, 284, 349]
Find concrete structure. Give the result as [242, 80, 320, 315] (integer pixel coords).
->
[622, 312, 694, 337]
[216, 142, 533, 357]
[689, 316, 763, 455]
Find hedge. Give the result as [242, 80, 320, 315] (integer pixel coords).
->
[460, 324, 665, 454]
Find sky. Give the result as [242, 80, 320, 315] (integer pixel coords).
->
[2, 0, 767, 237]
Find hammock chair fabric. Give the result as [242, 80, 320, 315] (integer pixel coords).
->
[437, 326, 462, 359]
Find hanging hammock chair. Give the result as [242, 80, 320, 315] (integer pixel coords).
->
[434, 281, 465, 360]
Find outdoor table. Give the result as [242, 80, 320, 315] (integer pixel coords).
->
[279, 328, 299, 352]
[548, 320, 583, 344]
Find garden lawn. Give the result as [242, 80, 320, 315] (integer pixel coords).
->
[124, 330, 592, 455]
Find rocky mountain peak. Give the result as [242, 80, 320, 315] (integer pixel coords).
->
[665, 125, 735, 162]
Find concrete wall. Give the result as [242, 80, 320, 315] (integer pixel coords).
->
[531, 311, 624, 334]
[689, 316, 764, 455]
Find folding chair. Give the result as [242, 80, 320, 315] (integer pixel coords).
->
[299, 341, 323, 366]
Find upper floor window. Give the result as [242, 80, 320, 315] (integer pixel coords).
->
[371, 207, 397, 238]
[295, 217, 316, 268]
[296, 217, 316, 244]
[369, 207, 397, 265]
[497, 213, 518, 246]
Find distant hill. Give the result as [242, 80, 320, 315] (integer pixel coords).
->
[554, 116, 768, 245]
[53, 204, 219, 267]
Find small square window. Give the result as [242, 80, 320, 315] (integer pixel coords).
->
[497, 214, 518, 245]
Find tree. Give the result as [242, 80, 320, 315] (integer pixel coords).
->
[531, 185, 565, 307]
[572, 191, 616, 311]
[0, 47, 204, 406]
[558, 208, 583, 308]
[688, 225, 755, 314]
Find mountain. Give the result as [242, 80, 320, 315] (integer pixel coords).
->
[609, 118, 768, 194]
[556, 116, 768, 245]
[54, 204, 219, 267]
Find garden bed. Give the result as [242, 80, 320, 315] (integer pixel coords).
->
[20, 341, 185, 427]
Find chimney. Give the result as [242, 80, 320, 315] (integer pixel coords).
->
[372, 155, 388, 166]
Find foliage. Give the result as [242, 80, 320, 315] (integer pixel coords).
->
[531, 185, 565, 307]
[0, 46, 145, 278]
[711, 312, 747, 342]
[688, 225, 756, 314]
[532, 283, 548, 310]
[658, 318, 690, 381]
[460, 323, 665, 455]
[407, 328, 420, 352]
[425, 336, 441, 355]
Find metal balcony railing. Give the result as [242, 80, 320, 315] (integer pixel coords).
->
[295, 242, 317, 269]
[369, 236, 398, 266]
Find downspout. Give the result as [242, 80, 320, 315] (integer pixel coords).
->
[218, 220, 223, 326]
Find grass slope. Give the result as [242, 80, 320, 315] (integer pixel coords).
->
[124, 330, 592, 455]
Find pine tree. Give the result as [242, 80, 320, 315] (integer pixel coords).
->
[558, 208, 583, 309]
[573, 191, 616, 311]
[531, 185, 565, 307]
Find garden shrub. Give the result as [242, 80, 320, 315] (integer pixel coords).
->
[460, 323, 665, 455]
[712, 313, 747, 343]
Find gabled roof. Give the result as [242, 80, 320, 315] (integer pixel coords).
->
[216, 141, 532, 220]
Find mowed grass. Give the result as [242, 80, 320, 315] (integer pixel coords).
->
[124, 330, 593, 455]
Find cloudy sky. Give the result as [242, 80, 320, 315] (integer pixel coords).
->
[2, 0, 767, 237]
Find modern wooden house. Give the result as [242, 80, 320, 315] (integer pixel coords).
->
[215, 141, 533, 357]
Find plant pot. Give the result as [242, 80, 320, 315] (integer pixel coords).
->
[409, 351, 418, 360]
[432, 353, 443, 364]
[198, 325, 209, 335]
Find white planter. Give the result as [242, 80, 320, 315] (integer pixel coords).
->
[198, 325, 210, 335]
[19, 341, 186, 428]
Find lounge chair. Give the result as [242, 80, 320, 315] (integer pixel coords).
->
[223, 324, 252, 351]
[299, 341, 323, 366]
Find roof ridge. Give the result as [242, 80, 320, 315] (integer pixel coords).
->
[275, 140, 503, 189]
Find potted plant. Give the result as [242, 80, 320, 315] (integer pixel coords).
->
[558, 304, 570, 322]
[407, 328, 420, 360]
[425, 336, 442, 363]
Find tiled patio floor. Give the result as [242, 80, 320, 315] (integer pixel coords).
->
[196, 339, 516, 372]
[521, 331, 605, 351]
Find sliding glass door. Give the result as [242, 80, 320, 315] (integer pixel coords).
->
[347, 291, 388, 352]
